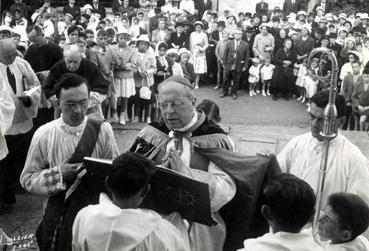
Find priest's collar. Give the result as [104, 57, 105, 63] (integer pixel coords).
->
[60, 115, 88, 136]
[169, 110, 205, 136]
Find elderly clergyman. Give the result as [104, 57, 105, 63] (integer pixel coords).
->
[0, 38, 41, 213]
[20, 73, 119, 251]
[44, 44, 109, 118]
[130, 76, 280, 251]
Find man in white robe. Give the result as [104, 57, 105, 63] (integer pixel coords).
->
[0, 38, 41, 212]
[72, 153, 187, 251]
[277, 91, 369, 217]
[20, 73, 119, 251]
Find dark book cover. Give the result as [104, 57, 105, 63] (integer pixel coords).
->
[83, 157, 216, 226]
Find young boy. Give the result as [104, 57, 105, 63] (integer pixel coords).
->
[72, 152, 188, 251]
[319, 193, 369, 250]
[237, 174, 323, 251]
[260, 55, 274, 96]
[89, 29, 116, 121]
[248, 57, 261, 96]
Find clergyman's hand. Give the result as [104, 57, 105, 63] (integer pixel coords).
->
[169, 148, 188, 174]
[60, 163, 81, 181]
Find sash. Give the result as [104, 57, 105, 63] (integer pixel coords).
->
[36, 119, 103, 251]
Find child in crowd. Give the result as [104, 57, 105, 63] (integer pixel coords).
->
[89, 29, 116, 122]
[111, 28, 138, 125]
[179, 48, 195, 85]
[134, 35, 157, 123]
[248, 57, 261, 97]
[318, 193, 369, 251]
[296, 62, 308, 102]
[352, 67, 369, 131]
[237, 173, 323, 251]
[260, 55, 274, 96]
[304, 68, 319, 105]
[197, 99, 221, 124]
[214, 31, 228, 90]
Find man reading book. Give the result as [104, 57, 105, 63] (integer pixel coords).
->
[20, 73, 119, 251]
[72, 152, 188, 251]
[130, 76, 280, 251]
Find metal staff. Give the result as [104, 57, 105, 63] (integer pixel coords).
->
[307, 47, 339, 243]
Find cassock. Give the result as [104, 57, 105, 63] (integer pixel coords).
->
[72, 193, 188, 251]
[130, 111, 281, 251]
[277, 132, 369, 207]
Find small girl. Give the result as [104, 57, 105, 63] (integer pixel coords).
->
[260, 56, 275, 96]
[248, 57, 261, 96]
[303, 68, 319, 105]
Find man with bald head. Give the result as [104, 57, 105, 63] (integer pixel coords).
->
[0, 38, 41, 213]
[44, 44, 109, 118]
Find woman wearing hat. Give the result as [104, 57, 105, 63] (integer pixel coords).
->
[111, 28, 138, 125]
[339, 37, 357, 69]
[340, 50, 361, 81]
[190, 21, 209, 89]
[168, 21, 188, 49]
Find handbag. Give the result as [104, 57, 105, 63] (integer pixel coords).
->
[139, 85, 152, 100]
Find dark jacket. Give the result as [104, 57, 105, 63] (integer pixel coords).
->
[63, 4, 80, 22]
[44, 58, 109, 98]
[313, 0, 333, 13]
[194, 0, 212, 18]
[24, 41, 63, 73]
[255, 2, 269, 16]
[223, 40, 250, 72]
[283, 0, 304, 15]
[92, 3, 107, 19]
[168, 32, 188, 49]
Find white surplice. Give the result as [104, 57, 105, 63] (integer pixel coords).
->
[20, 117, 119, 198]
[164, 112, 237, 251]
[277, 132, 369, 207]
[0, 79, 15, 160]
[72, 193, 188, 251]
[237, 229, 324, 251]
[326, 235, 369, 251]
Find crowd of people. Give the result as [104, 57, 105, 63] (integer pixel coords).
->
[0, 0, 369, 130]
[0, 0, 369, 251]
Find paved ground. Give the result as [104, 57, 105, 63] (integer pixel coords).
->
[1, 83, 369, 244]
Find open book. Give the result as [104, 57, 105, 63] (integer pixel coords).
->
[83, 157, 216, 226]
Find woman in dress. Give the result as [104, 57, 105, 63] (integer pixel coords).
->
[271, 38, 297, 100]
[189, 21, 208, 89]
[111, 28, 138, 124]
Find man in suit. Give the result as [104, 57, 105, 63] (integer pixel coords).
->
[220, 28, 249, 100]
[195, 0, 212, 20]
[283, 0, 305, 15]
[151, 18, 171, 48]
[313, 0, 332, 15]
[92, 0, 106, 19]
[113, 0, 135, 15]
[255, 0, 269, 17]
[63, 0, 80, 24]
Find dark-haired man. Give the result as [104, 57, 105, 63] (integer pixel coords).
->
[238, 174, 323, 250]
[277, 91, 369, 208]
[20, 73, 119, 251]
[319, 193, 369, 249]
[72, 152, 187, 251]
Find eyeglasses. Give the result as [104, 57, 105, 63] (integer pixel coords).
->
[61, 100, 88, 109]
[158, 99, 189, 111]
[320, 208, 338, 224]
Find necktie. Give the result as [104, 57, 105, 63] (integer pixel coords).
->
[6, 66, 16, 94]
